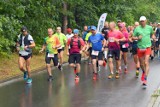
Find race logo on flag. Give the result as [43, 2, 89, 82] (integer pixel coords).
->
[97, 13, 107, 33]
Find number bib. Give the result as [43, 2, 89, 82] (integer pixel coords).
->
[48, 53, 54, 58]
[92, 50, 99, 56]
[122, 43, 129, 48]
[109, 37, 114, 42]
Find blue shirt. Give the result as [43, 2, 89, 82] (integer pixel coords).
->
[88, 33, 104, 51]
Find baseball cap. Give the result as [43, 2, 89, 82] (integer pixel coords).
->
[21, 26, 27, 32]
[158, 23, 160, 25]
[139, 16, 146, 21]
[117, 20, 122, 23]
[67, 28, 72, 33]
[88, 26, 91, 31]
[73, 29, 79, 34]
[91, 26, 97, 30]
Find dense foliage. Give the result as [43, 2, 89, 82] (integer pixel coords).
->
[0, 0, 160, 57]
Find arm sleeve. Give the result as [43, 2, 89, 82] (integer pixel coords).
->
[28, 35, 34, 43]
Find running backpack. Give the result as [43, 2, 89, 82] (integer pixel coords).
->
[70, 37, 81, 49]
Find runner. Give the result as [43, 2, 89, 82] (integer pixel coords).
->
[85, 26, 92, 64]
[53, 27, 67, 70]
[82, 26, 88, 41]
[86, 26, 106, 80]
[66, 28, 74, 39]
[119, 23, 129, 74]
[129, 22, 140, 78]
[102, 22, 109, 62]
[16, 26, 35, 84]
[133, 16, 155, 87]
[107, 22, 125, 79]
[66, 29, 85, 83]
[156, 23, 160, 59]
[40, 28, 61, 81]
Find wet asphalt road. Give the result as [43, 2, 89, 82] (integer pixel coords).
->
[0, 57, 160, 107]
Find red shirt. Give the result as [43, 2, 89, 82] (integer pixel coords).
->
[67, 36, 85, 54]
[108, 30, 124, 50]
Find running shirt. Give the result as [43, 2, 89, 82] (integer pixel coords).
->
[88, 33, 104, 51]
[67, 37, 85, 54]
[85, 32, 92, 41]
[53, 33, 67, 48]
[102, 27, 109, 40]
[133, 25, 154, 49]
[66, 33, 74, 39]
[82, 31, 88, 40]
[17, 34, 34, 56]
[108, 30, 124, 50]
[44, 36, 60, 54]
[120, 29, 129, 46]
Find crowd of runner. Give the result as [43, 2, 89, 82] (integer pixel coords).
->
[16, 16, 160, 88]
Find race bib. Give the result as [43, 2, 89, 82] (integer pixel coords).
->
[109, 37, 114, 42]
[155, 39, 158, 41]
[122, 43, 129, 48]
[57, 46, 63, 49]
[48, 53, 54, 58]
[92, 50, 99, 56]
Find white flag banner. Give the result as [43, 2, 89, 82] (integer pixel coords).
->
[97, 13, 107, 33]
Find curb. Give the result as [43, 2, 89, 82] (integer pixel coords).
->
[147, 86, 160, 107]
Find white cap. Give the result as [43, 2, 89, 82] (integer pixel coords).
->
[158, 23, 160, 25]
[139, 16, 146, 21]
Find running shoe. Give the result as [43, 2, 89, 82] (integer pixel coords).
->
[93, 73, 98, 80]
[26, 78, 32, 84]
[108, 73, 114, 79]
[47, 76, 53, 82]
[142, 79, 147, 88]
[141, 72, 145, 81]
[136, 70, 139, 78]
[23, 71, 28, 81]
[115, 72, 120, 79]
[103, 61, 107, 67]
[75, 76, 80, 82]
[58, 64, 63, 71]
[124, 68, 128, 74]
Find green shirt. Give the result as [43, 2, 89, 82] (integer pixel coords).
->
[53, 33, 67, 47]
[133, 25, 154, 49]
[85, 32, 92, 41]
[44, 35, 60, 54]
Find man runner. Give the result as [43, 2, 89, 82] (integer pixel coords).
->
[107, 22, 125, 79]
[133, 16, 155, 87]
[87, 26, 106, 80]
[66, 29, 85, 82]
[53, 27, 67, 70]
[40, 28, 61, 81]
[16, 26, 35, 84]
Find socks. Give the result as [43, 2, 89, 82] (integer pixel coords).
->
[104, 51, 108, 59]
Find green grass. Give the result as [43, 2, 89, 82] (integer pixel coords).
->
[0, 50, 69, 82]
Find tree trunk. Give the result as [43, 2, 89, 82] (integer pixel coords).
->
[62, 2, 67, 34]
